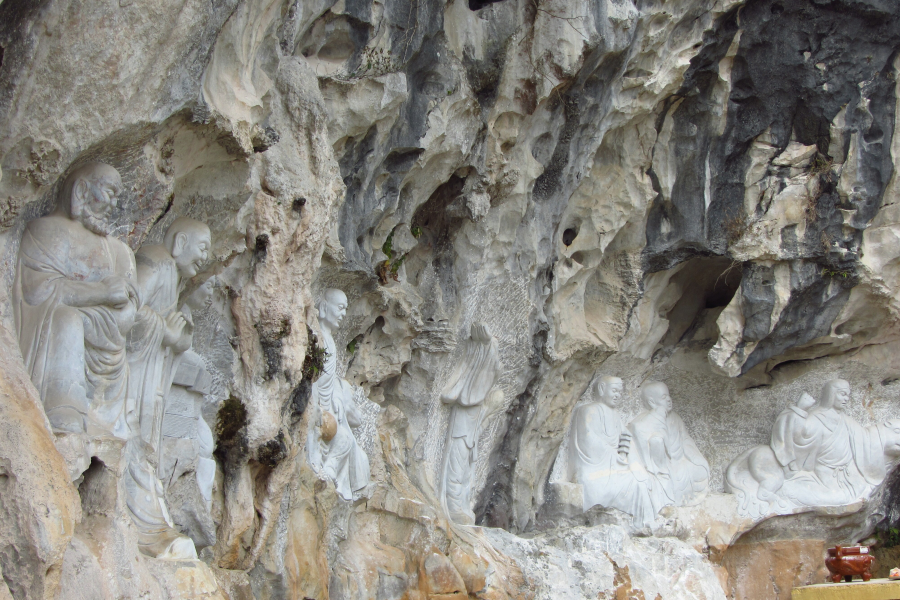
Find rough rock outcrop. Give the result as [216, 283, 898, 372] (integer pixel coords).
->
[1, 0, 900, 599]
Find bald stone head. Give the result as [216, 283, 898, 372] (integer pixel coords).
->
[641, 381, 672, 413]
[820, 379, 851, 412]
[164, 217, 211, 279]
[593, 376, 624, 408]
[57, 163, 123, 236]
[318, 289, 348, 334]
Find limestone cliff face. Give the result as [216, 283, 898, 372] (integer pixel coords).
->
[0, 0, 899, 598]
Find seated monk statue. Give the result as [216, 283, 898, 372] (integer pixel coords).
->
[306, 289, 370, 500]
[568, 376, 664, 528]
[127, 217, 211, 456]
[13, 163, 138, 435]
[725, 379, 900, 519]
[628, 382, 710, 508]
[780, 379, 889, 506]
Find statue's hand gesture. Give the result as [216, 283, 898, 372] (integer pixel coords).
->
[102, 275, 132, 308]
[617, 432, 632, 465]
[163, 311, 187, 347]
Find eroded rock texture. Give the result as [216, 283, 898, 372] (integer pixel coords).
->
[1, 0, 899, 598]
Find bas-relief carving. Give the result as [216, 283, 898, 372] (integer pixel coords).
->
[628, 382, 710, 508]
[726, 379, 900, 519]
[127, 217, 211, 459]
[159, 279, 218, 548]
[439, 323, 503, 525]
[13, 164, 212, 559]
[14, 163, 138, 436]
[568, 377, 664, 528]
[567, 378, 709, 528]
[307, 289, 370, 501]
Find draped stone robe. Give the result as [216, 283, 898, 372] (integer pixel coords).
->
[628, 409, 710, 508]
[307, 333, 369, 500]
[439, 326, 499, 524]
[13, 215, 138, 434]
[127, 245, 185, 453]
[780, 407, 887, 506]
[569, 402, 662, 527]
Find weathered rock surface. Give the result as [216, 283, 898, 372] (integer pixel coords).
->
[1, 0, 900, 598]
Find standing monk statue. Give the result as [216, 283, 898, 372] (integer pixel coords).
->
[439, 322, 503, 525]
[14, 163, 138, 436]
[307, 289, 370, 500]
[127, 217, 211, 456]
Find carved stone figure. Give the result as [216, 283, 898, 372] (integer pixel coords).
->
[119, 218, 209, 559]
[771, 391, 816, 472]
[123, 440, 198, 559]
[13, 163, 139, 435]
[127, 217, 211, 455]
[307, 289, 370, 500]
[567, 376, 664, 528]
[158, 279, 218, 548]
[628, 382, 710, 508]
[439, 322, 503, 525]
[726, 379, 900, 519]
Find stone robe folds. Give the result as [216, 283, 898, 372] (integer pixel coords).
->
[13, 216, 137, 434]
[439, 326, 500, 524]
[308, 342, 369, 500]
[629, 410, 709, 507]
[568, 402, 661, 527]
[127, 245, 184, 452]
[780, 407, 887, 506]
[771, 393, 816, 470]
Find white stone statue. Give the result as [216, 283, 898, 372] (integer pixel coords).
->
[123, 439, 198, 559]
[439, 322, 503, 525]
[726, 379, 900, 519]
[160, 277, 216, 502]
[13, 163, 139, 435]
[121, 218, 210, 559]
[159, 278, 217, 534]
[628, 382, 710, 508]
[127, 217, 211, 455]
[567, 376, 665, 528]
[307, 289, 370, 500]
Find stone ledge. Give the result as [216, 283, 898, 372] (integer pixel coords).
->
[792, 578, 900, 600]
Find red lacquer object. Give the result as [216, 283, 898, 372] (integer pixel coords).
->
[825, 545, 875, 583]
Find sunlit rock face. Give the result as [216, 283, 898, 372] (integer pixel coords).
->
[1, 0, 900, 598]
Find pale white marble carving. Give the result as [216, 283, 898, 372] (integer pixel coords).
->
[568, 377, 665, 528]
[13, 163, 200, 559]
[127, 217, 211, 455]
[123, 440, 198, 559]
[123, 217, 209, 558]
[628, 382, 710, 508]
[439, 322, 503, 525]
[161, 277, 215, 501]
[567, 379, 709, 527]
[13, 163, 139, 435]
[726, 379, 900, 519]
[307, 289, 370, 500]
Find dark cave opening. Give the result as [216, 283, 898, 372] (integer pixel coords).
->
[468, 0, 505, 10]
[657, 256, 743, 350]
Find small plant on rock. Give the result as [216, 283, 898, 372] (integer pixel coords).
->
[302, 325, 328, 381]
[724, 212, 748, 245]
[376, 227, 417, 284]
